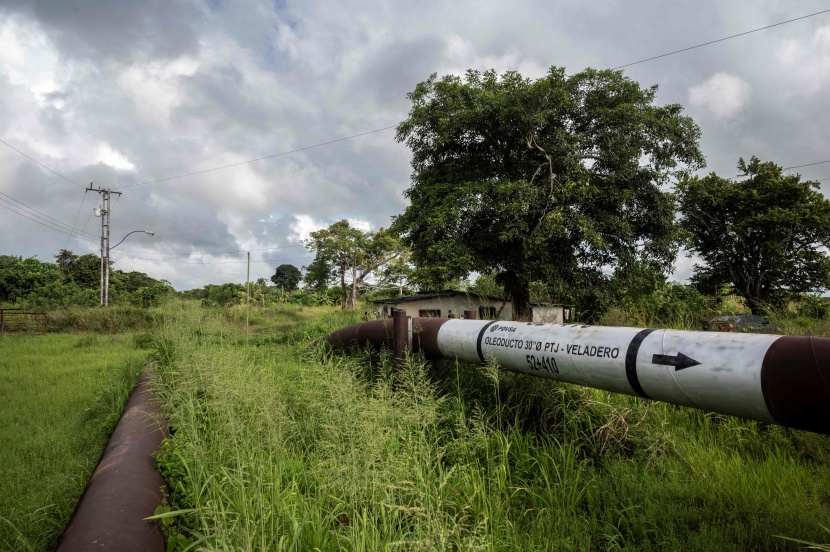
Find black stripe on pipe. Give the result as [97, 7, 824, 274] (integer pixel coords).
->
[625, 328, 656, 399]
[476, 321, 499, 363]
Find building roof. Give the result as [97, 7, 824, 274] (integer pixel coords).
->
[371, 290, 567, 307]
[371, 290, 505, 305]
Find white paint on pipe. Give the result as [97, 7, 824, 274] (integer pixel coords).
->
[436, 320, 781, 423]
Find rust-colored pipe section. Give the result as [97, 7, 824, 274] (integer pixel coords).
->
[325, 316, 446, 358]
[393, 310, 409, 363]
[58, 372, 168, 552]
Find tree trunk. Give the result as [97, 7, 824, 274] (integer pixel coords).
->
[349, 258, 357, 310]
[502, 270, 532, 321]
[746, 296, 763, 315]
[340, 266, 347, 310]
[511, 287, 533, 321]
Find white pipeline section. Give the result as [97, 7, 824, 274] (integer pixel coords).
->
[437, 321, 780, 423]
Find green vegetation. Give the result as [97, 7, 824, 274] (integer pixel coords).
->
[271, 263, 303, 291]
[0, 333, 147, 551]
[304, 220, 406, 310]
[393, 67, 704, 319]
[151, 302, 830, 550]
[4, 63, 830, 551]
[0, 250, 173, 310]
[678, 157, 830, 314]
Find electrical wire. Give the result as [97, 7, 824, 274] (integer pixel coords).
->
[786, 159, 830, 171]
[6, 9, 830, 265]
[0, 201, 99, 243]
[0, 138, 85, 188]
[0, 193, 97, 239]
[63, 193, 88, 249]
[70, 208, 97, 252]
[613, 8, 830, 70]
[114, 126, 398, 190]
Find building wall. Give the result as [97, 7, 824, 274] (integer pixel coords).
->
[373, 296, 512, 320]
[531, 305, 565, 323]
[373, 296, 568, 322]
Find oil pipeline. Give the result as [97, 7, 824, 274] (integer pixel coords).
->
[324, 312, 830, 436]
[57, 371, 168, 552]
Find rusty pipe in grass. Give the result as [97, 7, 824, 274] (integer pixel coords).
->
[57, 371, 168, 552]
[324, 318, 830, 436]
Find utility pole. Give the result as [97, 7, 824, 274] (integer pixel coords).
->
[89, 184, 122, 307]
[246, 251, 251, 340]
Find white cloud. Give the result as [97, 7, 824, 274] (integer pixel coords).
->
[97, 144, 135, 171]
[0, 15, 59, 98]
[289, 214, 325, 243]
[776, 24, 830, 95]
[289, 214, 373, 243]
[688, 72, 750, 119]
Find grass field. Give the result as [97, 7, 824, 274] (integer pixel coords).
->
[150, 302, 830, 550]
[0, 333, 146, 551]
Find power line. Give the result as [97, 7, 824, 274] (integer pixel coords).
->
[70, 207, 97, 252]
[115, 126, 398, 190]
[613, 9, 830, 70]
[64, 193, 89, 249]
[0, 192, 97, 239]
[0, 201, 99, 243]
[0, 138, 85, 188]
[113, 9, 828, 196]
[786, 159, 830, 171]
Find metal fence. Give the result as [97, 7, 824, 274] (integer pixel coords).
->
[0, 309, 48, 335]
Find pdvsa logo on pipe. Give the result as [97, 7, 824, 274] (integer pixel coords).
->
[489, 324, 516, 333]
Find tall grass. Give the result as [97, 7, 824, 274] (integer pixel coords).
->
[0, 334, 146, 551]
[46, 305, 160, 333]
[151, 302, 830, 550]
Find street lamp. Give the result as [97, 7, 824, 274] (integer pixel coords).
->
[103, 230, 155, 307]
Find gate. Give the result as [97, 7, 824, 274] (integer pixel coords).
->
[0, 309, 48, 335]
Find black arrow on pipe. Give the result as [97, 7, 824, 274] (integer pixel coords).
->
[652, 352, 701, 371]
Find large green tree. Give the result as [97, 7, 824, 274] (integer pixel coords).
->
[271, 264, 302, 291]
[677, 157, 830, 313]
[304, 221, 405, 309]
[392, 68, 703, 319]
[305, 220, 366, 309]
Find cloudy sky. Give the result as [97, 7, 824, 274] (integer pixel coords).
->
[1, 0, 829, 290]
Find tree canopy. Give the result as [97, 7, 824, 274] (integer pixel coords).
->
[304, 221, 405, 309]
[271, 264, 302, 291]
[0, 250, 171, 309]
[392, 67, 704, 319]
[677, 157, 830, 313]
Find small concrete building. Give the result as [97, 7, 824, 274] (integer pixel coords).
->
[371, 291, 571, 323]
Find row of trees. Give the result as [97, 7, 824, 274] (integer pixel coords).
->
[388, 67, 830, 318]
[0, 250, 173, 309]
